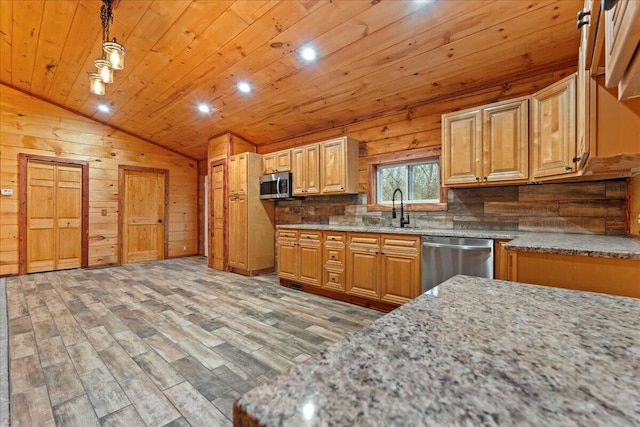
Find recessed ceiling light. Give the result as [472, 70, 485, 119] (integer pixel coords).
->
[197, 103, 211, 113]
[301, 46, 317, 62]
[237, 81, 252, 94]
[97, 104, 110, 113]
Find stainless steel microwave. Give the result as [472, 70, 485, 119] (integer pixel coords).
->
[259, 171, 293, 199]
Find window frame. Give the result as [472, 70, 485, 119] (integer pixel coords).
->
[366, 147, 447, 212]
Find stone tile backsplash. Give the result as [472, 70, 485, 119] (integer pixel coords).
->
[274, 179, 628, 235]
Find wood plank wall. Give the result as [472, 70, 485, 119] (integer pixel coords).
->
[0, 84, 198, 276]
[257, 66, 575, 192]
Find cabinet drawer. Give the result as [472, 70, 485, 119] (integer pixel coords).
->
[325, 247, 345, 266]
[348, 234, 380, 248]
[299, 231, 321, 242]
[381, 235, 421, 252]
[324, 268, 345, 292]
[324, 232, 345, 245]
[278, 230, 298, 240]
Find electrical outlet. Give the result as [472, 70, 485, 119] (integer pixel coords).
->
[1, 189, 13, 196]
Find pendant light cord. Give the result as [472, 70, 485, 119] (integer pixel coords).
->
[100, 0, 113, 44]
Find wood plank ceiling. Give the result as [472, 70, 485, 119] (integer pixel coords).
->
[0, 0, 582, 160]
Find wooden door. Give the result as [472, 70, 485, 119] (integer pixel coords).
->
[27, 162, 82, 273]
[346, 234, 380, 299]
[122, 170, 166, 263]
[228, 195, 247, 270]
[531, 75, 577, 179]
[211, 164, 226, 270]
[305, 145, 320, 195]
[298, 231, 322, 287]
[482, 98, 529, 183]
[320, 138, 347, 193]
[277, 230, 298, 281]
[442, 109, 482, 185]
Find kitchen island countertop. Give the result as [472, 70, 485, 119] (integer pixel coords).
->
[234, 275, 640, 426]
[276, 224, 640, 259]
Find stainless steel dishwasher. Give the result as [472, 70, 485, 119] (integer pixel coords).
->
[421, 236, 493, 293]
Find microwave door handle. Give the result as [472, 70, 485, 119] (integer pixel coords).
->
[276, 176, 281, 198]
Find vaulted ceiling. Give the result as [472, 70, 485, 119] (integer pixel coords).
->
[0, 0, 582, 160]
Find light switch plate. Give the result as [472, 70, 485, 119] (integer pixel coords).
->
[1, 189, 13, 196]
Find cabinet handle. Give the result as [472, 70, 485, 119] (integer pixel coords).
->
[565, 165, 573, 171]
[572, 156, 581, 163]
[577, 18, 589, 29]
[577, 9, 591, 20]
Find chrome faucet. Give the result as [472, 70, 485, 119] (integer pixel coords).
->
[391, 188, 410, 228]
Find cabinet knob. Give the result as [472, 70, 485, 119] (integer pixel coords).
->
[475, 176, 480, 182]
[565, 165, 573, 171]
[330, 255, 336, 259]
[483, 176, 488, 181]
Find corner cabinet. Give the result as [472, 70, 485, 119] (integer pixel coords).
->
[442, 97, 529, 186]
[227, 152, 275, 275]
[530, 74, 578, 179]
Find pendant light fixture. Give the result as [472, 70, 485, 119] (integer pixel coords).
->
[88, 0, 125, 95]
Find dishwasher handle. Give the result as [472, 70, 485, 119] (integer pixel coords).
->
[422, 241, 492, 251]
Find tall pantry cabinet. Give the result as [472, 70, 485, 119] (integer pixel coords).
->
[227, 152, 275, 275]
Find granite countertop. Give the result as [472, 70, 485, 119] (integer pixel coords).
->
[235, 275, 640, 426]
[276, 224, 640, 259]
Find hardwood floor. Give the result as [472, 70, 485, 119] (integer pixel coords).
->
[4, 257, 382, 426]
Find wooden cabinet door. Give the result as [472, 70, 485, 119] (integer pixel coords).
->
[531, 75, 577, 179]
[277, 230, 298, 281]
[442, 109, 482, 185]
[346, 234, 380, 299]
[305, 145, 320, 195]
[227, 195, 247, 269]
[298, 232, 322, 286]
[379, 235, 420, 305]
[275, 150, 291, 172]
[576, 45, 590, 171]
[262, 153, 276, 174]
[482, 98, 529, 183]
[320, 138, 347, 193]
[228, 153, 247, 195]
[604, 0, 640, 91]
[291, 148, 305, 196]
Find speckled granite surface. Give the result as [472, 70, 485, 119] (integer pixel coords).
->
[237, 275, 640, 426]
[277, 224, 640, 259]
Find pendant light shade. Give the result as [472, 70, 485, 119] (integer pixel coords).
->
[103, 39, 125, 70]
[89, 73, 106, 95]
[95, 59, 113, 84]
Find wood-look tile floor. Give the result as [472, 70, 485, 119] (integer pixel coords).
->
[4, 257, 382, 427]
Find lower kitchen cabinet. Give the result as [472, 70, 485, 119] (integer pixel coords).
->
[507, 251, 640, 298]
[276, 229, 322, 287]
[278, 228, 422, 308]
[346, 233, 421, 305]
[493, 239, 511, 280]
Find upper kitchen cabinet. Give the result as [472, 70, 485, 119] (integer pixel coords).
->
[604, 0, 640, 100]
[291, 136, 360, 196]
[228, 153, 247, 196]
[442, 97, 528, 187]
[531, 74, 578, 180]
[292, 144, 320, 196]
[319, 137, 359, 194]
[262, 150, 291, 174]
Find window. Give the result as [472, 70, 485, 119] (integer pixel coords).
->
[377, 160, 441, 204]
